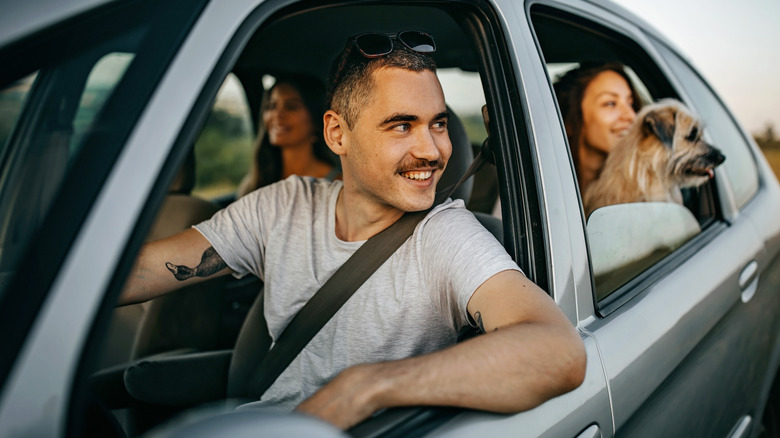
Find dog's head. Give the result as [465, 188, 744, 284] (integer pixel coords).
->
[639, 99, 725, 188]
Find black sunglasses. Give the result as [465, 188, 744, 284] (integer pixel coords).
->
[330, 31, 436, 91]
[349, 31, 436, 58]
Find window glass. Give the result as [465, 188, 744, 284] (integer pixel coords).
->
[0, 0, 206, 301]
[71, 53, 134, 154]
[530, 6, 719, 301]
[655, 42, 759, 209]
[192, 73, 254, 200]
[0, 73, 37, 151]
[0, 51, 137, 293]
[438, 68, 487, 144]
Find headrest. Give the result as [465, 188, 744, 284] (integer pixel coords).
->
[437, 107, 474, 202]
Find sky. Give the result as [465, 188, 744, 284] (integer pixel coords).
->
[611, 0, 780, 135]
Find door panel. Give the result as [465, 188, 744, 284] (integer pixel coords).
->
[429, 336, 613, 437]
[590, 216, 765, 436]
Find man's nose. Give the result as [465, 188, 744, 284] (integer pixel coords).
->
[412, 128, 442, 161]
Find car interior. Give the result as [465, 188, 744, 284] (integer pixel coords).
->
[81, 2, 511, 436]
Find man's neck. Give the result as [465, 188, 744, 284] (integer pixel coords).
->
[334, 185, 405, 242]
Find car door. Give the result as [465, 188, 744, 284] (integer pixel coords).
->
[0, 1, 209, 436]
[76, 0, 614, 436]
[526, 1, 780, 437]
[416, 0, 616, 436]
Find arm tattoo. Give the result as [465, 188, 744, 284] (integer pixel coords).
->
[474, 310, 498, 333]
[165, 246, 227, 281]
[475, 311, 486, 334]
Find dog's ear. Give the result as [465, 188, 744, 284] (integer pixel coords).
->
[642, 107, 676, 149]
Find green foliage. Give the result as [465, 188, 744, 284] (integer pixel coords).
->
[0, 90, 25, 148]
[460, 113, 488, 145]
[193, 108, 254, 197]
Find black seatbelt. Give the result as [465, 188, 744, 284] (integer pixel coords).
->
[246, 143, 492, 399]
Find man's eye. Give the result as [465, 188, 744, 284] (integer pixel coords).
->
[393, 124, 411, 132]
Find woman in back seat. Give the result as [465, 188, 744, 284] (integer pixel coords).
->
[554, 62, 642, 194]
[237, 73, 339, 197]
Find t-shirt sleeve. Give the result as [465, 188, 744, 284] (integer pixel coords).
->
[193, 177, 299, 280]
[417, 202, 521, 330]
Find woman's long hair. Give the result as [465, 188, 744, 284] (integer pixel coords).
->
[554, 62, 642, 177]
[242, 73, 336, 193]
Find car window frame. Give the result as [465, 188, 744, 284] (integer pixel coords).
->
[526, 1, 729, 316]
[648, 35, 760, 217]
[0, 0, 208, 415]
[74, 0, 546, 435]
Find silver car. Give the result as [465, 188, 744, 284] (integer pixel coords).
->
[1, 0, 778, 437]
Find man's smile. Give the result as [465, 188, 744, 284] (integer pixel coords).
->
[400, 170, 434, 181]
[397, 159, 444, 182]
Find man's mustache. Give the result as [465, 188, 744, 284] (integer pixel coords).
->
[396, 159, 445, 173]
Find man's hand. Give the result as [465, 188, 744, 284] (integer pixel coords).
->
[296, 364, 383, 430]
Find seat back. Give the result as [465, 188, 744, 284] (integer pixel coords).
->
[131, 155, 224, 358]
[227, 288, 271, 398]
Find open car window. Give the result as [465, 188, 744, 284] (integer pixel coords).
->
[653, 40, 759, 211]
[81, 1, 530, 436]
[530, 5, 722, 306]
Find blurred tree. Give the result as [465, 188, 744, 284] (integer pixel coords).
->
[755, 123, 780, 150]
[193, 107, 254, 198]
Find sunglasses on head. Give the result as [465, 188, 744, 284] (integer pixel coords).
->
[329, 31, 436, 93]
[349, 31, 436, 58]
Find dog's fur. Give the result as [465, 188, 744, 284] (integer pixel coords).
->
[583, 99, 725, 218]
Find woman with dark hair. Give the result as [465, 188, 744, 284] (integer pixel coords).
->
[238, 74, 339, 197]
[554, 62, 642, 194]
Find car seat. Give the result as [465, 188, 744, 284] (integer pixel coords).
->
[97, 151, 222, 369]
[130, 151, 226, 359]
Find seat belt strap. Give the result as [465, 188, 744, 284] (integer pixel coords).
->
[246, 208, 428, 398]
[246, 142, 492, 399]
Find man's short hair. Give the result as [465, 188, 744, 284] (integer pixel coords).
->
[327, 44, 437, 129]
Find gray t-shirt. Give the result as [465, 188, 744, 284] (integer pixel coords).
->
[195, 176, 520, 410]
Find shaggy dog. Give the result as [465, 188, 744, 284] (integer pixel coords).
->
[583, 99, 725, 218]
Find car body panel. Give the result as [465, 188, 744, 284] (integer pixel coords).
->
[0, 1, 261, 435]
[428, 336, 613, 437]
[0, 0, 116, 49]
[0, 0, 778, 436]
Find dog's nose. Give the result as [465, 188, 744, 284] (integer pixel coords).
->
[706, 146, 726, 166]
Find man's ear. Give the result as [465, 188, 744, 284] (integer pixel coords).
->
[323, 110, 348, 156]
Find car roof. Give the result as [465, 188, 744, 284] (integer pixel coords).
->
[0, 0, 682, 72]
[0, 0, 119, 50]
[234, 3, 480, 82]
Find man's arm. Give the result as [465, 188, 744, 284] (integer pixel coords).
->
[119, 228, 232, 305]
[296, 269, 587, 429]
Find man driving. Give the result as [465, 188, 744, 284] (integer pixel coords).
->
[121, 31, 586, 430]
